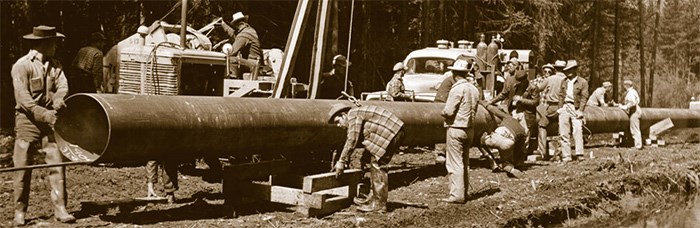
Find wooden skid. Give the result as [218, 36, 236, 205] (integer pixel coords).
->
[227, 169, 362, 217]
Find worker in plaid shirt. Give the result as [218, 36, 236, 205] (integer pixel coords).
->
[330, 103, 404, 213]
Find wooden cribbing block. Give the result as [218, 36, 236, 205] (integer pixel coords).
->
[649, 118, 674, 137]
[302, 169, 362, 193]
[298, 195, 352, 217]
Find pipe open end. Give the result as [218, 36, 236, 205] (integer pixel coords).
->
[55, 94, 110, 163]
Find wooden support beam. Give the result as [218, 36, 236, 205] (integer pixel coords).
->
[302, 169, 362, 193]
[649, 117, 674, 137]
[297, 195, 351, 217]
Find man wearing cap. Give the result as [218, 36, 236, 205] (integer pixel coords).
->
[535, 60, 567, 160]
[329, 103, 404, 213]
[11, 25, 75, 225]
[618, 80, 642, 150]
[320, 54, 353, 99]
[557, 60, 589, 162]
[587, 81, 615, 107]
[70, 31, 106, 94]
[386, 62, 412, 101]
[439, 59, 480, 204]
[221, 12, 262, 76]
[478, 101, 526, 178]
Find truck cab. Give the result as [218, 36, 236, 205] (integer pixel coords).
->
[362, 40, 531, 102]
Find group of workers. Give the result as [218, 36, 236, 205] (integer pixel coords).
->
[329, 56, 644, 212]
[8, 13, 645, 224]
[7, 11, 264, 225]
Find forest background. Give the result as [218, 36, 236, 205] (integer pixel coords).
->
[1, 0, 699, 128]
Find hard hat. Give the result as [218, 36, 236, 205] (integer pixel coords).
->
[553, 60, 567, 69]
[602, 81, 613, 87]
[137, 26, 149, 36]
[222, 43, 233, 54]
[448, 60, 470, 72]
[563, 60, 578, 72]
[542, 64, 554, 71]
[231, 12, 249, 24]
[509, 57, 519, 65]
[623, 79, 633, 86]
[328, 103, 353, 123]
[393, 62, 405, 71]
[333, 55, 351, 67]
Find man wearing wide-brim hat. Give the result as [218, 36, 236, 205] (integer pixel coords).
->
[557, 60, 589, 162]
[70, 31, 106, 94]
[439, 59, 480, 204]
[220, 11, 262, 78]
[535, 60, 568, 160]
[11, 25, 75, 225]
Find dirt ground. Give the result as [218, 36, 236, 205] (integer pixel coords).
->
[1, 128, 700, 227]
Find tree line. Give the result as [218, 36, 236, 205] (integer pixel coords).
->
[1, 0, 699, 128]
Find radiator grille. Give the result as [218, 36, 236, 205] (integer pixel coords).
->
[118, 60, 179, 95]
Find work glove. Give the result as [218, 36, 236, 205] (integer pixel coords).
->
[53, 98, 67, 111]
[44, 110, 58, 128]
[333, 161, 345, 178]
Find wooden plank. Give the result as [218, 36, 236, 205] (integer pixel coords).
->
[297, 195, 352, 218]
[271, 186, 326, 209]
[649, 118, 674, 137]
[303, 169, 362, 193]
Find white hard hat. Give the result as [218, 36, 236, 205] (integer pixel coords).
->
[222, 43, 233, 54]
[393, 62, 405, 71]
[448, 60, 470, 72]
[137, 26, 149, 36]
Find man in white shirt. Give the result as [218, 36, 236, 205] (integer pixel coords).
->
[618, 79, 642, 150]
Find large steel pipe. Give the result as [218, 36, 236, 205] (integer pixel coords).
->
[55, 94, 700, 164]
[55, 94, 496, 164]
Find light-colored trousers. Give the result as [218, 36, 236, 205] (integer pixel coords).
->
[558, 104, 584, 159]
[445, 127, 473, 200]
[629, 107, 642, 149]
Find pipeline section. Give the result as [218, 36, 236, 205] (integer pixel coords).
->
[54, 94, 700, 164]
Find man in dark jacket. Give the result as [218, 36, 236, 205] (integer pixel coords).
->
[557, 60, 589, 162]
[221, 12, 262, 77]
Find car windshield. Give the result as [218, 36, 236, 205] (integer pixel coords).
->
[405, 57, 455, 75]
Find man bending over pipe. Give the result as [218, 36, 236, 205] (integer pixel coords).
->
[330, 103, 405, 213]
[478, 101, 526, 178]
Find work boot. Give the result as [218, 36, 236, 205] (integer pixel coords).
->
[13, 139, 32, 225]
[358, 164, 387, 213]
[166, 193, 176, 204]
[14, 210, 26, 226]
[503, 165, 524, 179]
[48, 167, 76, 223]
[353, 191, 373, 206]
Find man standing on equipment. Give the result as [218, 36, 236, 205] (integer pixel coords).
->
[221, 12, 262, 77]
